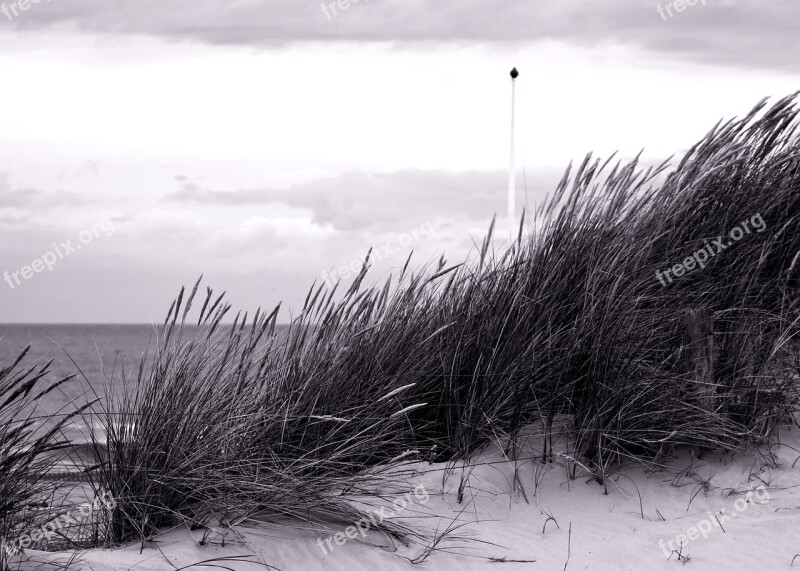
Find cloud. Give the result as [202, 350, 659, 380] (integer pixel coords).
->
[58, 159, 100, 183]
[0, 171, 37, 206]
[170, 167, 566, 231]
[2, 0, 798, 72]
[0, 172, 82, 210]
[0, 213, 30, 226]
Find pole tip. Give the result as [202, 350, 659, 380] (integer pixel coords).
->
[510, 67, 519, 79]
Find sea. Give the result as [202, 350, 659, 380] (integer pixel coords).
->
[0, 324, 166, 445]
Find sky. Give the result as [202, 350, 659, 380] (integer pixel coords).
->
[0, 0, 798, 323]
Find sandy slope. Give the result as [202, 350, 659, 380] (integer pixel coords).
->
[20, 420, 800, 571]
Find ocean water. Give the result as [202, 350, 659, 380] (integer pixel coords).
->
[0, 324, 157, 381]
[0, 324, 161, 444]
[0, 323, 290, 444]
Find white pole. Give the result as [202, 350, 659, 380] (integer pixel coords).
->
[508, 68, 518, 239]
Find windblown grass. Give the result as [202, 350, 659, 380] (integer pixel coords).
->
[86, 294, 423, 548]
[0, 347, 92, 570]
[80, 94, 800, 548]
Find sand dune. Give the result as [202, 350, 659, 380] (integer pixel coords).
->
[20, 419, 800, 571]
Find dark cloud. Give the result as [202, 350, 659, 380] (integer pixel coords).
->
[172, 181, 272, 206]
[0, 213, 30, 226]
[171, 168, 566, 231]
[0, 186, 40, 207]
[0, 173, 83, 209]
[1, 0, 798, 72]
[0, 172, 36, 206]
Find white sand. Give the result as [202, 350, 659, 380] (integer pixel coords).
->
[21, 421, 800, 570]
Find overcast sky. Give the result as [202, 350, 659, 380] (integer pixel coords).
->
[1, 0, 798, 323]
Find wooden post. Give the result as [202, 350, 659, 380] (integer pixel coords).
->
[686, 308, 716, 416]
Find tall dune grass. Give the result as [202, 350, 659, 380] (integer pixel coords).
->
[0, 348, 90, 570]
[88, 292, 421, 547]
[85, 94, 800, 545]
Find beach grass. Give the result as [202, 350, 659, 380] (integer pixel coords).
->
[0, 348, 95, 569]
[4, 94, 800, 559]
